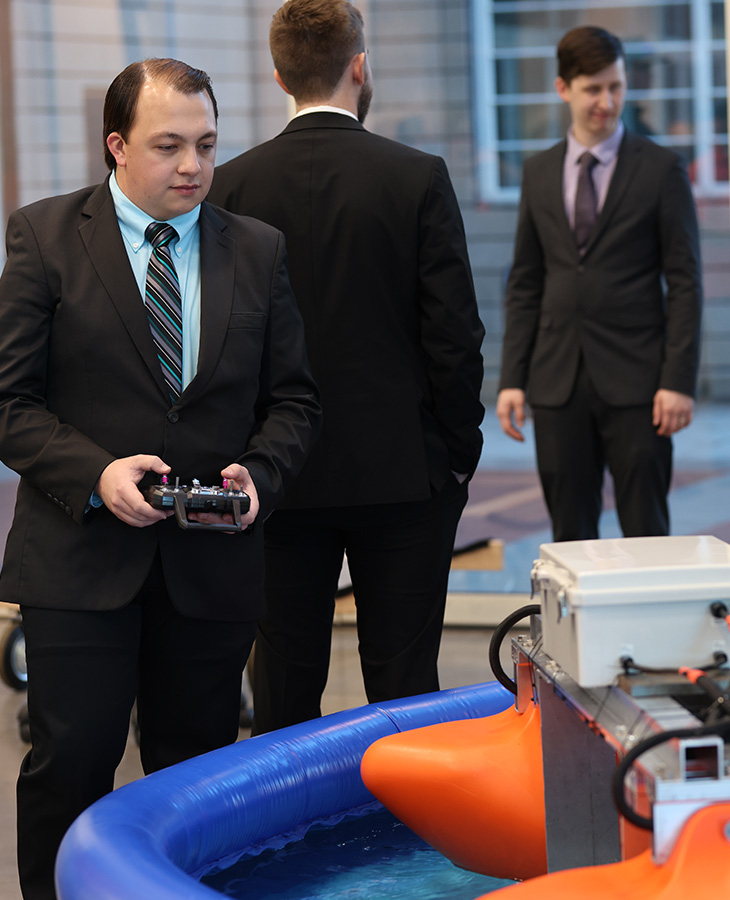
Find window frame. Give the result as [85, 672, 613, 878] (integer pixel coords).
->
[472, 0, 729, 201]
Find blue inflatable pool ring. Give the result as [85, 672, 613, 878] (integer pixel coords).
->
[55, 681, 511, 899]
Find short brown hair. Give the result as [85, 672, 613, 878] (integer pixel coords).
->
[557, 26, 624, 84]
[270, 0, 365, 102]
[103, 58, 218, 170]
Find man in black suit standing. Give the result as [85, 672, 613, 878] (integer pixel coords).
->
[209, 0, 485, 734]
[496, 26, 702, 542]
[0, 59, 320, 900]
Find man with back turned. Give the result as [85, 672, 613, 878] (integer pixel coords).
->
[209, 0, 485, 734]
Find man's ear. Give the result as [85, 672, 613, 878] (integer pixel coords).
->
[351, 51, 366, 86]
[106, 133, 127, 168]
[274, 69, 293, 95]
[555, 76, 570, 103]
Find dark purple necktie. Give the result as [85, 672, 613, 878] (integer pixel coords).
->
[574, 152, 598, 254]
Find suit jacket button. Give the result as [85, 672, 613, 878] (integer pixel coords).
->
[577, 265, 584, 273]
[167, 411, 179, 423]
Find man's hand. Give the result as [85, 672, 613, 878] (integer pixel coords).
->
[496, 388, 527, 442]
[187, 464, 260, 532]
[653, 389, 694, 437]
[96, 455, 173, 527]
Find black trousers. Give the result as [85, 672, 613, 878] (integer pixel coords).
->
[532, 364, 672, 542]
[17, 554, 256, 900]
[252, 477, 469, 735]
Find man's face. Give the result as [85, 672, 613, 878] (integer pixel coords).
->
[555, 58, 627, 147]
[107, 81, 217, 221]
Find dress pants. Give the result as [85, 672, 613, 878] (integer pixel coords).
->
[532, 363, 672, 542]
[252, 477, 469, 735]
[17, 553, 256, 900]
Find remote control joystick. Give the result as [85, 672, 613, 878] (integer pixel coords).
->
[143, 477, 251, 532]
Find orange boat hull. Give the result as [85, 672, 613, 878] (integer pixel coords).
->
[361, 703, 547, 881]
[482, 801, 730, 898]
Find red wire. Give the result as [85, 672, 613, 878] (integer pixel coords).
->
[679, 666, 704, 684]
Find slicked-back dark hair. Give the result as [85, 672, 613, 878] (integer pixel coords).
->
[557, 26, 624, 84]
[103, 58, 218, 170]
[270, 0, 365, 102]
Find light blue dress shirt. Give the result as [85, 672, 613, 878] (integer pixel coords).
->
[88, 176, 205, 510]
[563, 121, 624, 231]
[109, 171, 202, 390]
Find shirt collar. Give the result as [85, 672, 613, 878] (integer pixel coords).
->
[109, 170, 201, 256]
[566, 120, 625, 169]
[293, 105, 359, 122]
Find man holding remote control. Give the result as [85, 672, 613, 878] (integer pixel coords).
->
[0, 59, 320, 900]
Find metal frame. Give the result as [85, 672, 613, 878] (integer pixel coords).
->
[514, 625, 730, 868]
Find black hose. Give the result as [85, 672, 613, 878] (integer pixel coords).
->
[488, 604, 540, 694]
[620, 652, 729, 676]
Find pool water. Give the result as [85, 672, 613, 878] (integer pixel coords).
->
[201, 807, 517, 899]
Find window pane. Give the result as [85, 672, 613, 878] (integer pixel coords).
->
[625, 52, 692, 90]
[494, 6, 691, 50]
[711, 1, 725, 39]
[496, 57, 556, 95]
[713, 143, 729, 181]
[713, 50, 727, 88]
[497, 102, 567, 142]
[713, 97, 728, 134]
[672, 143, 697, 171]
[624, 97, 694, 137]
[498, 150, 530, 189]
[682, 143, 729, 183]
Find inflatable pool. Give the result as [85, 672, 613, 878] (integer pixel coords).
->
[55, 680, 512, 899]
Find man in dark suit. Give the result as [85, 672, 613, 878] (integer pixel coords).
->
[0, 59, 320, 900]
[208, 0, 485, 734]
[496, 26, 702, 542]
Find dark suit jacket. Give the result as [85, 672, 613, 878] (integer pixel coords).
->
[0, 180, 321, 619]
[498, 132, 702, 406]
[208, 112, 485, 509]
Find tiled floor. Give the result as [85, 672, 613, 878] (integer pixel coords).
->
[455, 402, 730, 595]
[0, 402, 729, 899]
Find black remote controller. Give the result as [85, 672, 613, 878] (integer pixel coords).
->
[143, 478, 250, 531]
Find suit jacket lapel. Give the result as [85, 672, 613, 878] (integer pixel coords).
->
[543, 141, 573, 247]
[78, 181, 170, 400]
[184, 203, 235, 404]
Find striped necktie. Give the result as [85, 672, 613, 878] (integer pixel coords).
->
[145, 221, 183, 401]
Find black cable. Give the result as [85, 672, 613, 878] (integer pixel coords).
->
[488, 604, 540, 694]
[611, 718, 730, 830]
[620, 652, 729, 677]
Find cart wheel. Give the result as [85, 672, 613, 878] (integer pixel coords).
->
[0, 624, 27, 691]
